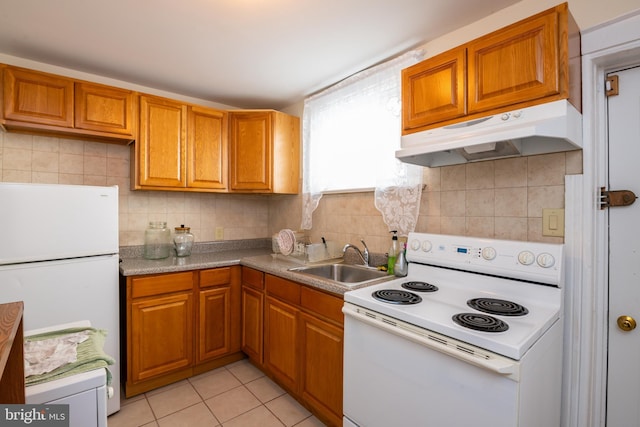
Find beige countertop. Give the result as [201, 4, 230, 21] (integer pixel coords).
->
[119, 248, 394, 296]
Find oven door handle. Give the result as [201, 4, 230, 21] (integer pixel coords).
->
[343, 306, 520, 381]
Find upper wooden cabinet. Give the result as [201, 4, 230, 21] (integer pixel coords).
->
[229, 110, 300, 194]
[402, 47, 467, 129]
[136, 95, 187, 188]
[467, 7, 563, 114]
[1, 65, 136, 142]
[75, 81, 136, 136]
[133, 95, 228, 192]
[402, 2, 580, 133]
[2, 66, 73, 127]
[187, 106, 228, 190]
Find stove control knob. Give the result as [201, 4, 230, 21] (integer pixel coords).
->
[421, 240, 433, 252]
[518, 251, 535, 265]
[410, 239, 421, 251]
[481, 247, 497, 260]
[536, 252, 556, 268]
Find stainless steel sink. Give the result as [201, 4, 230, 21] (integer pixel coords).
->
[289, 263, 389, 285]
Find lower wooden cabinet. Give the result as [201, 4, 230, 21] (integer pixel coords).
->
[124, 266, 242, 397]
[130, 292, 194, 382]
[125, 265, 344, 425]
[197, 267, 241, 363]
[264, 296, 299, 392]
[299, 285, 344, 426]
[244, 269, 344, 427]
[241, 268, 264, 364]
[300, 311, 344, 426]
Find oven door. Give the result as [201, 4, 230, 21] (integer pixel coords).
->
[343, 303, 521, 427]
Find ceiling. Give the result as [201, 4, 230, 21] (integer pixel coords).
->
[0, 0, 520, 109]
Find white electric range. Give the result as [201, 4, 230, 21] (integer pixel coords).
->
[343, 232, 564, 427]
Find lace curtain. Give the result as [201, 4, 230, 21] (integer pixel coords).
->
[301, 50, 423, 236]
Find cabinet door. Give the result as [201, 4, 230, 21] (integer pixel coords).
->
[402, 47, 466, 130]
[75, 82, 135, 136]
[242, 285, 264, 364]
[229, 111, 273, 191]
[187, 106, 228, 190]
[130, 292, 193, 383]
[197, 286, 231, 362]
[300, 312, 343, 427]
[138, 95, 187, 187]
[467, 10, 559, 114]
[3, 67, 73, 127]
[264, 296, 298, 391]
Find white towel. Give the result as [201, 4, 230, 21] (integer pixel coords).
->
[24, 330, 91, 376]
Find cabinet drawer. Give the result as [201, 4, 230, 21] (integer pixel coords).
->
[301, 286, 344, 325]
[242, 267, 264, 290]
[199, 267, 232, 288]
[131, 272, 193, 299]
[266, 274, 300, 305]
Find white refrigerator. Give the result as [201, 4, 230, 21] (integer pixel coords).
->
[0, 183, 121, 415]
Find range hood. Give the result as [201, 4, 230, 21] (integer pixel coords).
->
[396, 99, 582, 167]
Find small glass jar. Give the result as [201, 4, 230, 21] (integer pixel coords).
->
[173, 225, 194, 257]
[144, 221, 171, 259]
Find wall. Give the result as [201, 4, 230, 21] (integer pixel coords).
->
[0, 131, 272, 246]
[268, 151, 582, 253]
[2, 0, 638, 254]
[273, 0, 639, 254]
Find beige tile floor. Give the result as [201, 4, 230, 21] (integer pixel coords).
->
[107, 359, 327, 427]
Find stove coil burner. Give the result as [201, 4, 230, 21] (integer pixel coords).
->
[467, 298, 529, 316]
[372, 289, 422, 305]
[401, 281, 439, 292]
[452, 313, 509, 333]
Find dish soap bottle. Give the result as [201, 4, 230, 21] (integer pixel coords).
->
[387, 230, 399, 275]
[394, 242, 408, 277]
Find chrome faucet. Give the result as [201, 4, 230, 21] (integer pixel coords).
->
[343, 239, 370, 267]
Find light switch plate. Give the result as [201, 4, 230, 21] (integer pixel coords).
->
[542, 208, 565, 237]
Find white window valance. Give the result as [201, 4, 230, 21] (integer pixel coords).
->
[301, 50, 424, 236]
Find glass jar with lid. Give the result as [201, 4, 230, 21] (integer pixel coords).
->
[144, 221, 171, 259]
[173, 225, 194, 257]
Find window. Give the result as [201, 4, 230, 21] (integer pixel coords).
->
[303, 51, 419, 193]
[301, 50, 423, 233]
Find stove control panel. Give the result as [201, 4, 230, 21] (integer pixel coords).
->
[405, 232, 564, 286]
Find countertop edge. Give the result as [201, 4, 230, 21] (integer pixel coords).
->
[120, 249, 394, 296]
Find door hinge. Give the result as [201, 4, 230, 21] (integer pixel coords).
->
[600, 187, 637, 209]
[605, 75, 619, 97]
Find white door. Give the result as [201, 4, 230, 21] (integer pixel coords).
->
[606, 65, 640, 426]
